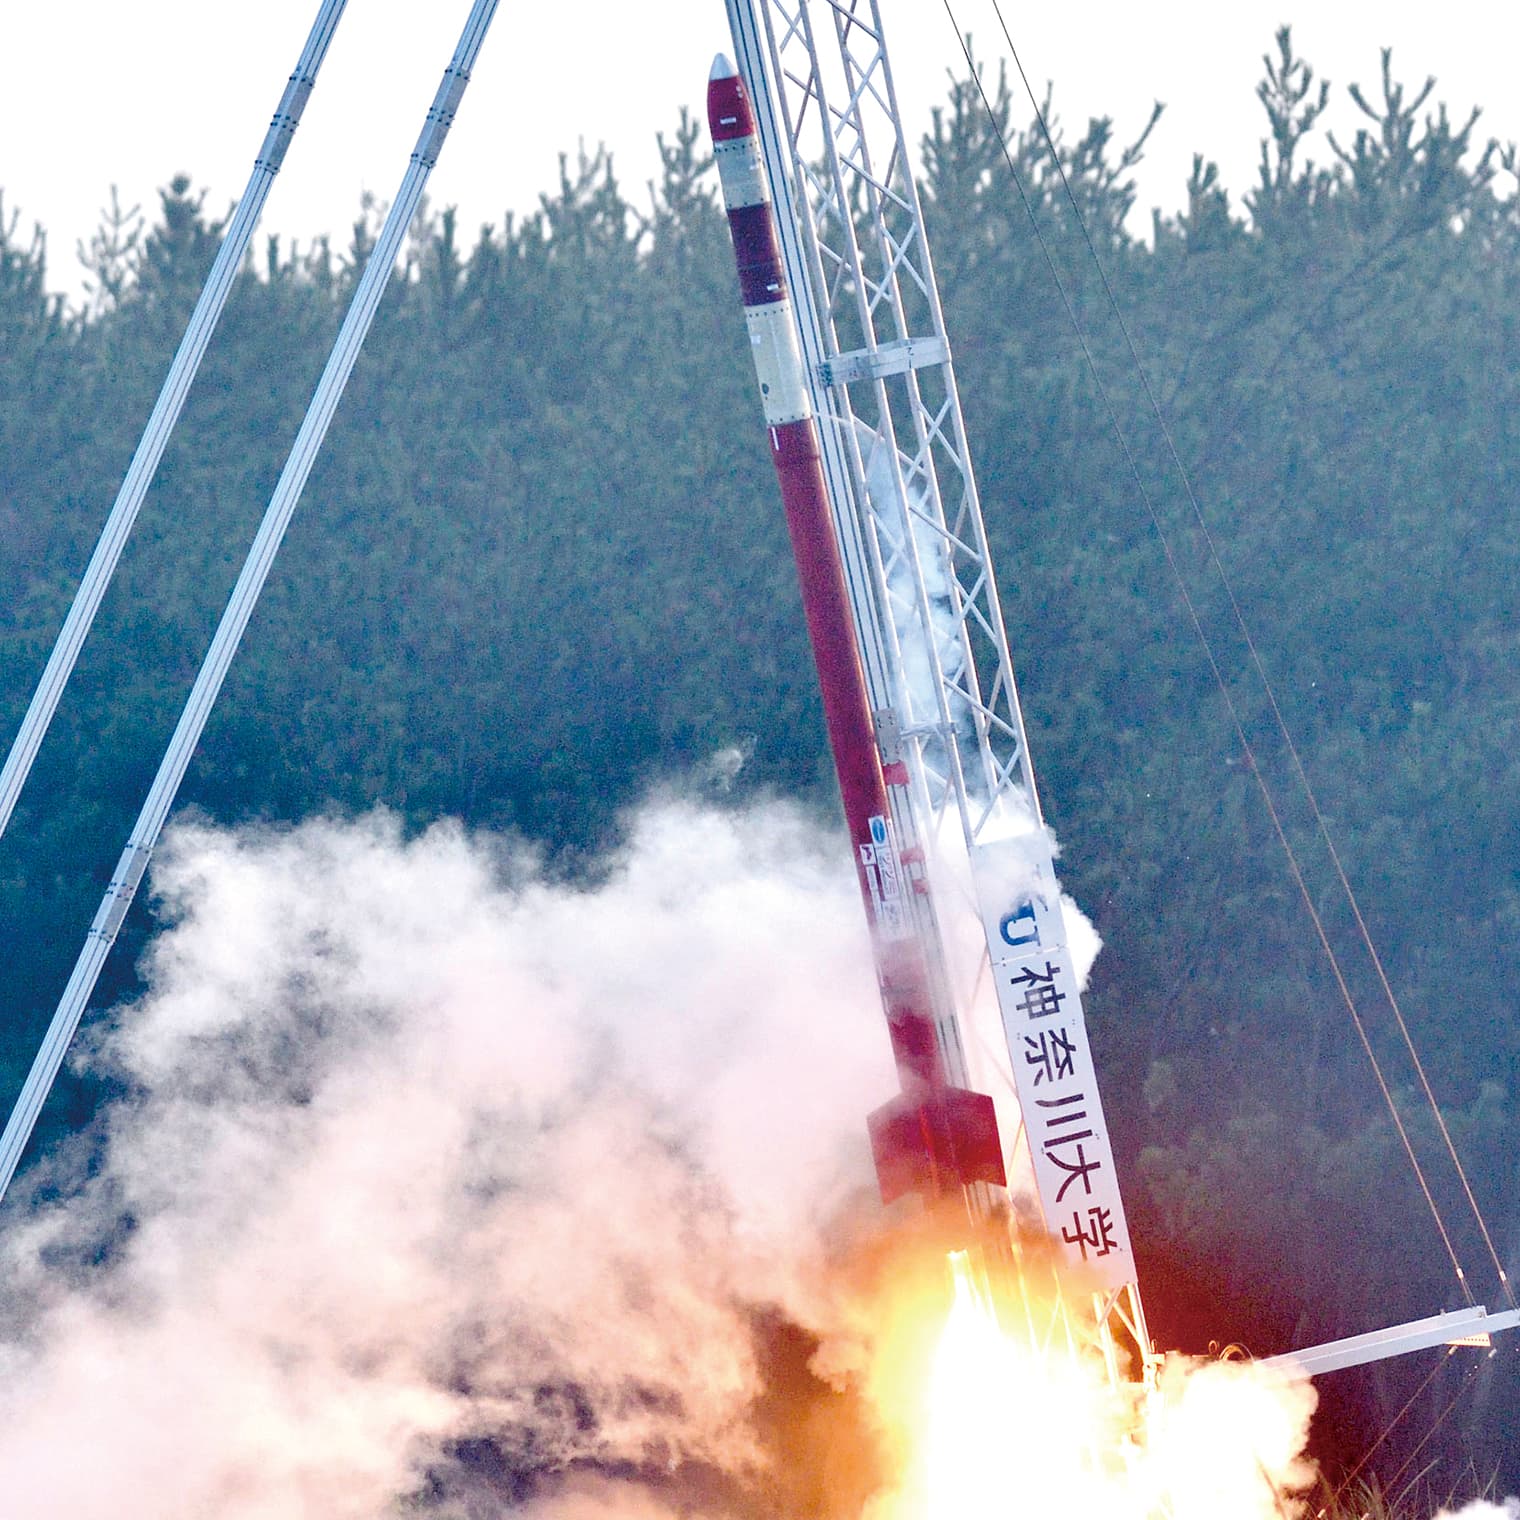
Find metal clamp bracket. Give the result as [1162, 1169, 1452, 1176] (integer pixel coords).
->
[818, 334, 950, 387]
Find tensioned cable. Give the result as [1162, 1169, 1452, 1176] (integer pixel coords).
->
[978, 0, 1514, 1312]
[978, 0, 1513, 1307]
[937, 0, 1476, 1305]
[0, 0, 348, 848]
[1328, 1349, 1452, 1504]
[0, 0, 500, 1208]
[1385, 1355, 1485, 1509]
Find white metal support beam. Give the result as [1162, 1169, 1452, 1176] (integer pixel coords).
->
[0, 0, 500, 1208]
[0, 0, 348, 848]
[1263, 1306, 1520, 1378]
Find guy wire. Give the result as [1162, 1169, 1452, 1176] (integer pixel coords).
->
[938, 0, 1490, 1304]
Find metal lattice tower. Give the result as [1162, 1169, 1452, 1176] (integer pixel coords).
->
[735, 0, 1040, 848]
[723, 0, 1153, 1380]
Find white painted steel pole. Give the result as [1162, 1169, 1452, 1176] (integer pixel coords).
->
[0, 0, 500, 1206]
[0, 0, 348, 844]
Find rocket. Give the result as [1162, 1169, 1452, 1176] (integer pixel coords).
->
[707, 56, 1005, 1209]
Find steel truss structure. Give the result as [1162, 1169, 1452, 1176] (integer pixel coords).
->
[723, 0, 1153, 1382]
[731, 0, 1035, 847]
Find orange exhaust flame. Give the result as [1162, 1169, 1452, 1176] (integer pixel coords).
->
[918, 1250, 1124, 1520]
[852, 1245, 1317, 1520]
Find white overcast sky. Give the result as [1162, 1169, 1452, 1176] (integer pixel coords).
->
[0, 2, 1512, 301]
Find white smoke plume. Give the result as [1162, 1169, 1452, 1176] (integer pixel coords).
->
[1435, 1502, 1520, 1520]
[1143, 1354, 1318, 1520]
[0, 797, 1327, 1519]
[0, 800, 895, 1517]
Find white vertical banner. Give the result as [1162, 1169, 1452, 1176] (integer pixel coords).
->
[973, 838, 1137, 1289]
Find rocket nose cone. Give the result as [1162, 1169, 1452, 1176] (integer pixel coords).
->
[707, 53, 753, 141]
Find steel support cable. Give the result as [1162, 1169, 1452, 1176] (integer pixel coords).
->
[0, 0, 500, 1209]
[1328, 1350, 1452, 1507]
[980, 0, 1516, 1312]
[0, 0, 348, 848]
[1385, 1356, 1485, 1510]
[938, 1, 1476, 1306]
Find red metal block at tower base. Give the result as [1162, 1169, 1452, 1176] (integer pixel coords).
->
[868, 1085, 1006, 1206]
[707, 54, 1005, 1208]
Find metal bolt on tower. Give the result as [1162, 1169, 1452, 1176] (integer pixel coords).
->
[720, 0, 1152, 1380]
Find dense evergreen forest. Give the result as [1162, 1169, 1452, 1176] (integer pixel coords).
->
[1, 30, 1515, 1486]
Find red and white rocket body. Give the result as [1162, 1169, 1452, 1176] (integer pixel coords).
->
[707, 57, 1004, 1208]
[706, 6, 1148, 1354]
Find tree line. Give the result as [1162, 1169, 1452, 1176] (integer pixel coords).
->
[0, 28, 1515, 1481]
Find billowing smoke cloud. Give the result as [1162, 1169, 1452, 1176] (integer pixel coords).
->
[1436, 1502, 1520, 1520]
[0, 798, 1328, 1520]
[0, 800, 896, 1517]
[1143, 1354, 1317, 1520]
